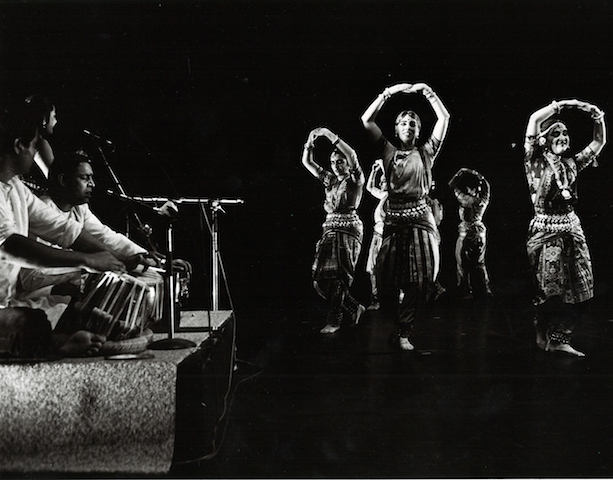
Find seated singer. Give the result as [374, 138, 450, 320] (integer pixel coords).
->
[0, 98, 127, 358]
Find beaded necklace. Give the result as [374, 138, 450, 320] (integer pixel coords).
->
[543, 150, 572, 200]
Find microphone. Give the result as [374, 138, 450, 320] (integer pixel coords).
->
[155, 200, 179, 220]
[83, 129, 115, 149]
[106, 190, 179, 219]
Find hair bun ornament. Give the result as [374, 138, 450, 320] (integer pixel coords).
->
[538, 136, 547, 146]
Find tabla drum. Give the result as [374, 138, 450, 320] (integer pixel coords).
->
[74, 269, 164, 342]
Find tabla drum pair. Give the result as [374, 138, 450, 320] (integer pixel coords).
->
[74, 269, 164, 342]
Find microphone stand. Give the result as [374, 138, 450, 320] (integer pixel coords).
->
[107, 193, 244, 311]
[208, 199, 243, 310]
[106, 192, 244, 345]
[148, 215, 196, 350]
[103, 191, 195, 349]
[91, 139, 156, 252]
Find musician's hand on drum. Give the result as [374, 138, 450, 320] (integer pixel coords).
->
[147, 251, 165, 267]
[172, 258, 192, 276]
[124, 251, 162, 272]
[85, 251, 126, 273]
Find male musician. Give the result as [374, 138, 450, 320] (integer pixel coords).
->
[20, 94, 57, 196]
[0, 98, 127, 357]
[18, 149, 159, 298]
[19, 149, 192, 331]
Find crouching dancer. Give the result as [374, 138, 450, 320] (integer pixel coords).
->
[302, 127, 366, 334]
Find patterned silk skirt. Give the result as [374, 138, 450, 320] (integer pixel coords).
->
[312, 212, 363, 298]
[375, 199, 440, 292]
[526, 211, 593, 304]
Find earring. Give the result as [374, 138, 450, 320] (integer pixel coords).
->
[538, 136, 546, 146]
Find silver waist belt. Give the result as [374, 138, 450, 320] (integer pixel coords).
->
[386, 199, 429, 221]
[530, 211, 580, 233]
[323, 212, 361, 229]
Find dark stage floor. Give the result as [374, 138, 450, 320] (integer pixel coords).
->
[171, 280, 613, 479]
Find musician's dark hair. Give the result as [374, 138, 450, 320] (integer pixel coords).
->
[0, 98, 43, 155]
[48, 149, 93, 189]
[25, 94, 55, 126]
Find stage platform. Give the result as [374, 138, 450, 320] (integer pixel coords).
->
[0, 310, 234, 475]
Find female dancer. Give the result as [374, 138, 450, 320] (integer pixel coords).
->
[365, 159, 387, 310]
[302, 127, 366, 334]
[524, 99, 606, 356]
[448, 168, 492, 300]
[361, 83, 450, 350]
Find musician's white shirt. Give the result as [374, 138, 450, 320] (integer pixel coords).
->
[42, 196, 144, 255]
[0, 177, 83, 306]
[18, 196, 146, 293]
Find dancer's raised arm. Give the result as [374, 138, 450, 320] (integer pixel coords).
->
[302, 127, 362, 183]
[407, 83, 450, 142]
[526, 99, 606, 156]
[583, 101, 607, 156]
[361, 83, 413, 141]
[366, 160, 386, 200]
[301, 128, 320, 177]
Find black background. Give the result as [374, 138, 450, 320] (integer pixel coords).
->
[2, 0, 613, 318]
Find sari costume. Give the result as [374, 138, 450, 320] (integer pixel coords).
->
[311, 164, 364, 327]
[450, 174, 491, 298]
[524, 135, 599, 343]
[374, 136, 442, 338]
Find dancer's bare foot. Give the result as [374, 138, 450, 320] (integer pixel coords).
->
[399, 337, 414, 351]
[58, 331, 106, 357]
[546, 341, 585, 357]
[320, 324, 340, 334]
[352, 304, 366, 326]
[367, 302, 380, 311]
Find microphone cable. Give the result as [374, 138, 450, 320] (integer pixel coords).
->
[173, 202, 262, 465]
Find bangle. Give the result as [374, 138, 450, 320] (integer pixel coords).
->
[550, 100, 561, 114]
[381, 88, 391, 101]
[304, 143, 313, 150]
[424, 88, 435, 100]
[332, 135, 340, 146]
[592, 110, 605, 121]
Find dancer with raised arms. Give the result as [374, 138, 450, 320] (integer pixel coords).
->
[361, 82, 450, 350]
